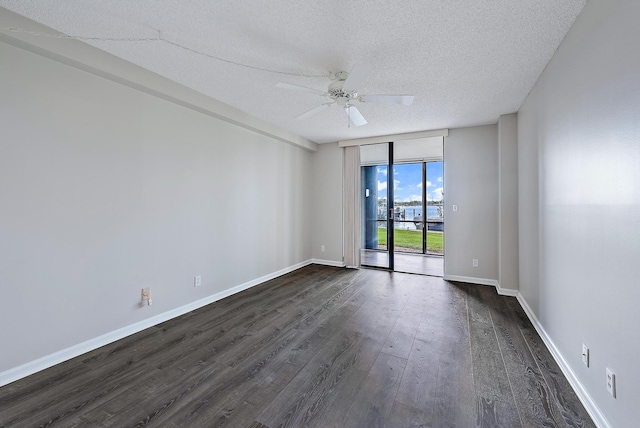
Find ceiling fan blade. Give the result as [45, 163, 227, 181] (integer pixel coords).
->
[295, 103, 331, 120]
[276, 82, 328, 97]
[342, 63, 372, 91]
[345, 105, 368, 127]
[360, 94, 415, 106]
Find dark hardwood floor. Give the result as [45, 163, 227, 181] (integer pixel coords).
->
[0, 265, 594, 427]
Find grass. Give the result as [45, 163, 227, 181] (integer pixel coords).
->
[377, 227, 443, 252]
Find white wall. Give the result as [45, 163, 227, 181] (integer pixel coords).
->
[0, 37, 312, 376]
[444, 125, 499, 284]
[311, 143, 343, 265]
[518, 0, 640, 426]
[498, 114, 519, 292]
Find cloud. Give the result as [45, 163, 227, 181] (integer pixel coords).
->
[430, 187, 444, 201]
[378, 167, 387, 176]
[378, 179, 400, 192]
[437, 176, 443, 183]
[417, 181, 432, 189]
[403, 195, 423, 202]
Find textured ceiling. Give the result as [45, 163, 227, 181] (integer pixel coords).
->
[0, 1, 585, 144]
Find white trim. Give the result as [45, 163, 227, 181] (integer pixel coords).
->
[516, 293, 611, 428]
[443, 275, 517, 297]
[496, 283, 519, 297]
[443, 274, 498, 287]
[338, 129, 449, 147]
[311, 258, 345, 267]
[0, 259, 313, 388]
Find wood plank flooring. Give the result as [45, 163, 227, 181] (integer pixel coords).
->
[0, 265, 595, 427]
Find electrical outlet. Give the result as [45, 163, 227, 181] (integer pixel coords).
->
[453, 204, 458, 212]
[321, 245, 325, 252]
[141, 287, 151, 306]
[194, 275, 202, 287]
[472, 259, 479, 268]
[582, 344, 589, 367]
[606, 368, 616, 398]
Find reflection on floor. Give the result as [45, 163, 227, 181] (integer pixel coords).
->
[361, 250, 444, 277]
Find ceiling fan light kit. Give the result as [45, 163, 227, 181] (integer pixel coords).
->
[277, 63, 415, 127]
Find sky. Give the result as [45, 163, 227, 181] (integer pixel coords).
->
[377, 162, 443, 202]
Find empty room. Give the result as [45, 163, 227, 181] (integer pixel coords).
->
[0, 1, 638, 427]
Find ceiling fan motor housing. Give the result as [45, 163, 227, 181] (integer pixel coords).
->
[328, 78, 357, 105]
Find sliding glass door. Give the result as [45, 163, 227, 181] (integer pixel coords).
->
[360, 138, 444, 275]
[392, 162, 425, 254]
[391, 161, 444, 256]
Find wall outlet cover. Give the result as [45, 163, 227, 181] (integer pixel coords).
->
[606, 368, 616, 398]
[582, 344, 589, 367]
[194, 275, 202, 287]
[141, 287, 151, 306]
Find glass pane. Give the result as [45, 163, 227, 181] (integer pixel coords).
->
[360, 143, 389, 268]
[362, 164, 387, 252]
[426, 161, 444, 256]
[392, 163, 423, 253]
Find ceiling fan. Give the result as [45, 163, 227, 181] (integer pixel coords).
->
[276, 63, 415, 127]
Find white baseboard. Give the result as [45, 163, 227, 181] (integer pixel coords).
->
[516, 294, 611, 428]
[496, 282, 519, 297]
[443, 274, 518, 296]
[443, 274, 499, 288]
[0, 259, 313, 388]
[311, 258, 345, 268]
